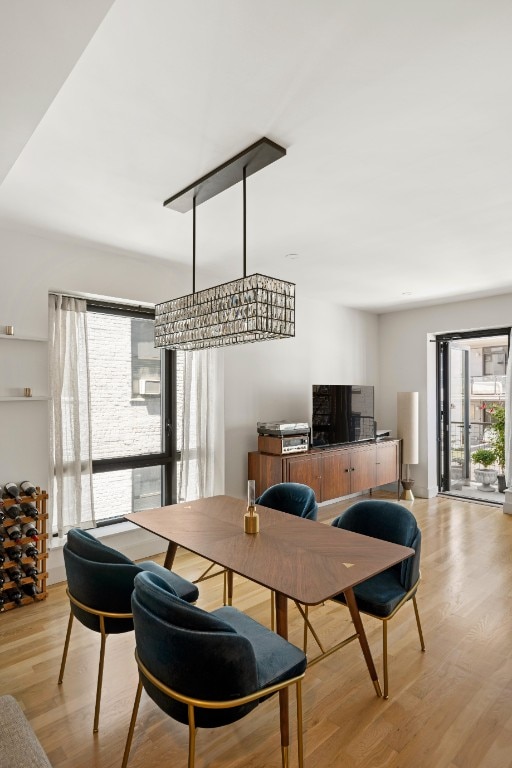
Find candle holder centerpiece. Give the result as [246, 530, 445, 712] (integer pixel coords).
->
[244, 480, 259, 534]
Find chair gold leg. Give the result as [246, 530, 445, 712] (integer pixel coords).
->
[281, 745, 289, 768]
[382, 620, 389, 700]
[296, 679, 304, 768]
[58, 610, 74, 684]
[188, 704, 196, 768]
[223, 570, 227, 605]
[121, 679, 143, 768]
[93, 618, 107, 733]
[295, 601, 325, 655]
[412, 595, 426, 651]
[303, 605, 308, 654]
[271, 592, 275, 631]
[226, 569, 233, 607]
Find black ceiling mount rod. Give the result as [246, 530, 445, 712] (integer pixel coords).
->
[192, 196, 196, 294]
[243, 165, 247, 278]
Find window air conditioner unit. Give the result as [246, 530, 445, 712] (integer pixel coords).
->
[139, 379, 161, 396]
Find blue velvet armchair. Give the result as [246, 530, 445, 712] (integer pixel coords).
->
[331, 500, 425, 698]
[122, 571, 307, 768]
[59, 528, 198, 731]
[256, 482, 318, 520]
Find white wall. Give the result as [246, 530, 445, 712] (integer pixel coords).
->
[378, 292, 512, 497]
[223, 299, 380, 497]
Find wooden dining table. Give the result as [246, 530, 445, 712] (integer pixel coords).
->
[128, 495, 414, 767]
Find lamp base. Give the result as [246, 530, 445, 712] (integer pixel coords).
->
[400, 478, 415, 501]
[244, 511, 259, 534]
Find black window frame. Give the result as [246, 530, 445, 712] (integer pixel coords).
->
[87, 299, 176, 526]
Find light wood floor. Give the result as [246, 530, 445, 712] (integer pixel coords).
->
[1, 493, 512, 768]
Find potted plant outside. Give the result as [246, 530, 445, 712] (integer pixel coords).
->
[485, 402, 506, 492]
[471, 447, 498, 491]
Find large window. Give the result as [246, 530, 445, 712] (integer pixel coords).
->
[87, 302, 175, 524]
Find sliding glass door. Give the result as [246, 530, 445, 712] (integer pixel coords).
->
[437, 328, 510, 500]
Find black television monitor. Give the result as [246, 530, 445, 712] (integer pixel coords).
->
[311, 384, 375, 447]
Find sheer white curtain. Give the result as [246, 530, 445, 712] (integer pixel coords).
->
[506, 353, 512, 487]
[177, 349, 223, 501]
[49, 294, 95, 536]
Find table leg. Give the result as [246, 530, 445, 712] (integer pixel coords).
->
[344, 586, 383, 697]
[275, 591, 289, 767]
[163, 541, 178, 570]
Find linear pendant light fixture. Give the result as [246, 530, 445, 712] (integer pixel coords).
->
[154, 137, 295, 351]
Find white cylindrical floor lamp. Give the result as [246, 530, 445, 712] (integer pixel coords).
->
[397, 391, 419, 500]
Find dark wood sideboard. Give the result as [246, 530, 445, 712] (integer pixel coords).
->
[248, 439, 401, 502]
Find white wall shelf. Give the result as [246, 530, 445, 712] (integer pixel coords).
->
[0, 334, 47, 342]
[0, 396, 50, 401]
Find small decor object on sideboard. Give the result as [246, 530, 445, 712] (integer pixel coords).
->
[4, 325, 14, 335]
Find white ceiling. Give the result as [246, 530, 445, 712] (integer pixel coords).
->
[2, 0, 512, 312]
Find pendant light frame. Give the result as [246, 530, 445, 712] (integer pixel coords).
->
[155, 138, 295, 351]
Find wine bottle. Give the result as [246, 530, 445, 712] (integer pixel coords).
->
[0, 548, 5, 566]
[22, 563, 38, 582]
[0, 571, 5, 587]
[6, 565, 23, 584]
[19, 481, 38, 499]
[3, 483, 22, 502]
[22, 542, 39, 559]
[0, 527, 7, 543]
[0, 592, 6, 611]
[3, 504, 22, 522]
[22, 583, 39, 599]
[5, 587, 23, 605]
[0, 508, 5, 524]
[7, 545, 22, 563]
[6, 524, 22, 541]
[20, 502, 38, 519]
[21, 522, 38, 540]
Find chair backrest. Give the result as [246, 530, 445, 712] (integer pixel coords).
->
[331, 500, 421, 591]
[63, 528, 141, 633]
[132, 571, 259, 729]
[256, 482, 318, 520]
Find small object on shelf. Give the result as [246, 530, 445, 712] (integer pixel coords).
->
[22, 582, 40, 599]
[20, 481, 38, 499]
[3, 504, 22, 522]
[4, 325, 14, 335]
[5, 565, 23, 584]
[20, 522, 38, 540]
[22, 563, 39, 582]
[4, 587, 23, 606]
[7, 545, 22, 562]
[23, 388, 32, 398]
[3, 483, 22, 503]
[22, 542, 39, 560]
[20, 501, 38, 519]
[6, 524, 22, 541]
